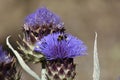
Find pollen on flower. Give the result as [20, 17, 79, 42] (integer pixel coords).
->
[34, 33, 87, 60]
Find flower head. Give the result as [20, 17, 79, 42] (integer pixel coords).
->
[0, 46, 12, 63]
[34, 33, 87, 60]
[0, 46, 16, 80]
[23, 7, 65, 43]
[24, 7, 64, 29]
[24, 13, 36, 28]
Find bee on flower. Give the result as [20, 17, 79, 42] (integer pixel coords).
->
[34, 33, 87, 80]
[17, 7, 65, 63]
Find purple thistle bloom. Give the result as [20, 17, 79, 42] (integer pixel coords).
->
[24, 13, 36, 28]
[34, 33, 87, 60]
[0, 46, 16, 80]
[23, 7, 65, 43]
[0, 46, 12, 63]
[24, 7, 64, 29]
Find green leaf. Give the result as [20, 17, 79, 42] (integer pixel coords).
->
[93, 32, 100, 80]
[6, 36, 41, 80]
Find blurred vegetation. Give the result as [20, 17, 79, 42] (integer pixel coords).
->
[0, 0, 120, 80]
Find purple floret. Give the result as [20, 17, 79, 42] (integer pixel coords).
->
[24, 13, 36, 27]
[0, 46, 12, 63]
[34, 33, 87, 60]
[24, 7, 64, 28]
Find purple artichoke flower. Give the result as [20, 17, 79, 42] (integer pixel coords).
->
[23, 7, 65, 43]
[34, 33, 87, 80]
[34, 33, 87, 60]
[0, 47, 12, 63]
[24, 13, 36, 28]
[24, 7, 64, 29]
[0, 46, 16, 80]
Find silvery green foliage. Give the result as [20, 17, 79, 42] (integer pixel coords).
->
[93, 32, 100, 80]
[6, 36, 41, 80]
[17, 35, 43, 63]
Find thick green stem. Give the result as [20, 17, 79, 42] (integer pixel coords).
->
[41, 60, 47, 80]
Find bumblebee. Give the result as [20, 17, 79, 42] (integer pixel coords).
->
[57, 34, 67, 41]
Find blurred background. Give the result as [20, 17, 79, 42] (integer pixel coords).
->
[0, 0, 120, 80]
